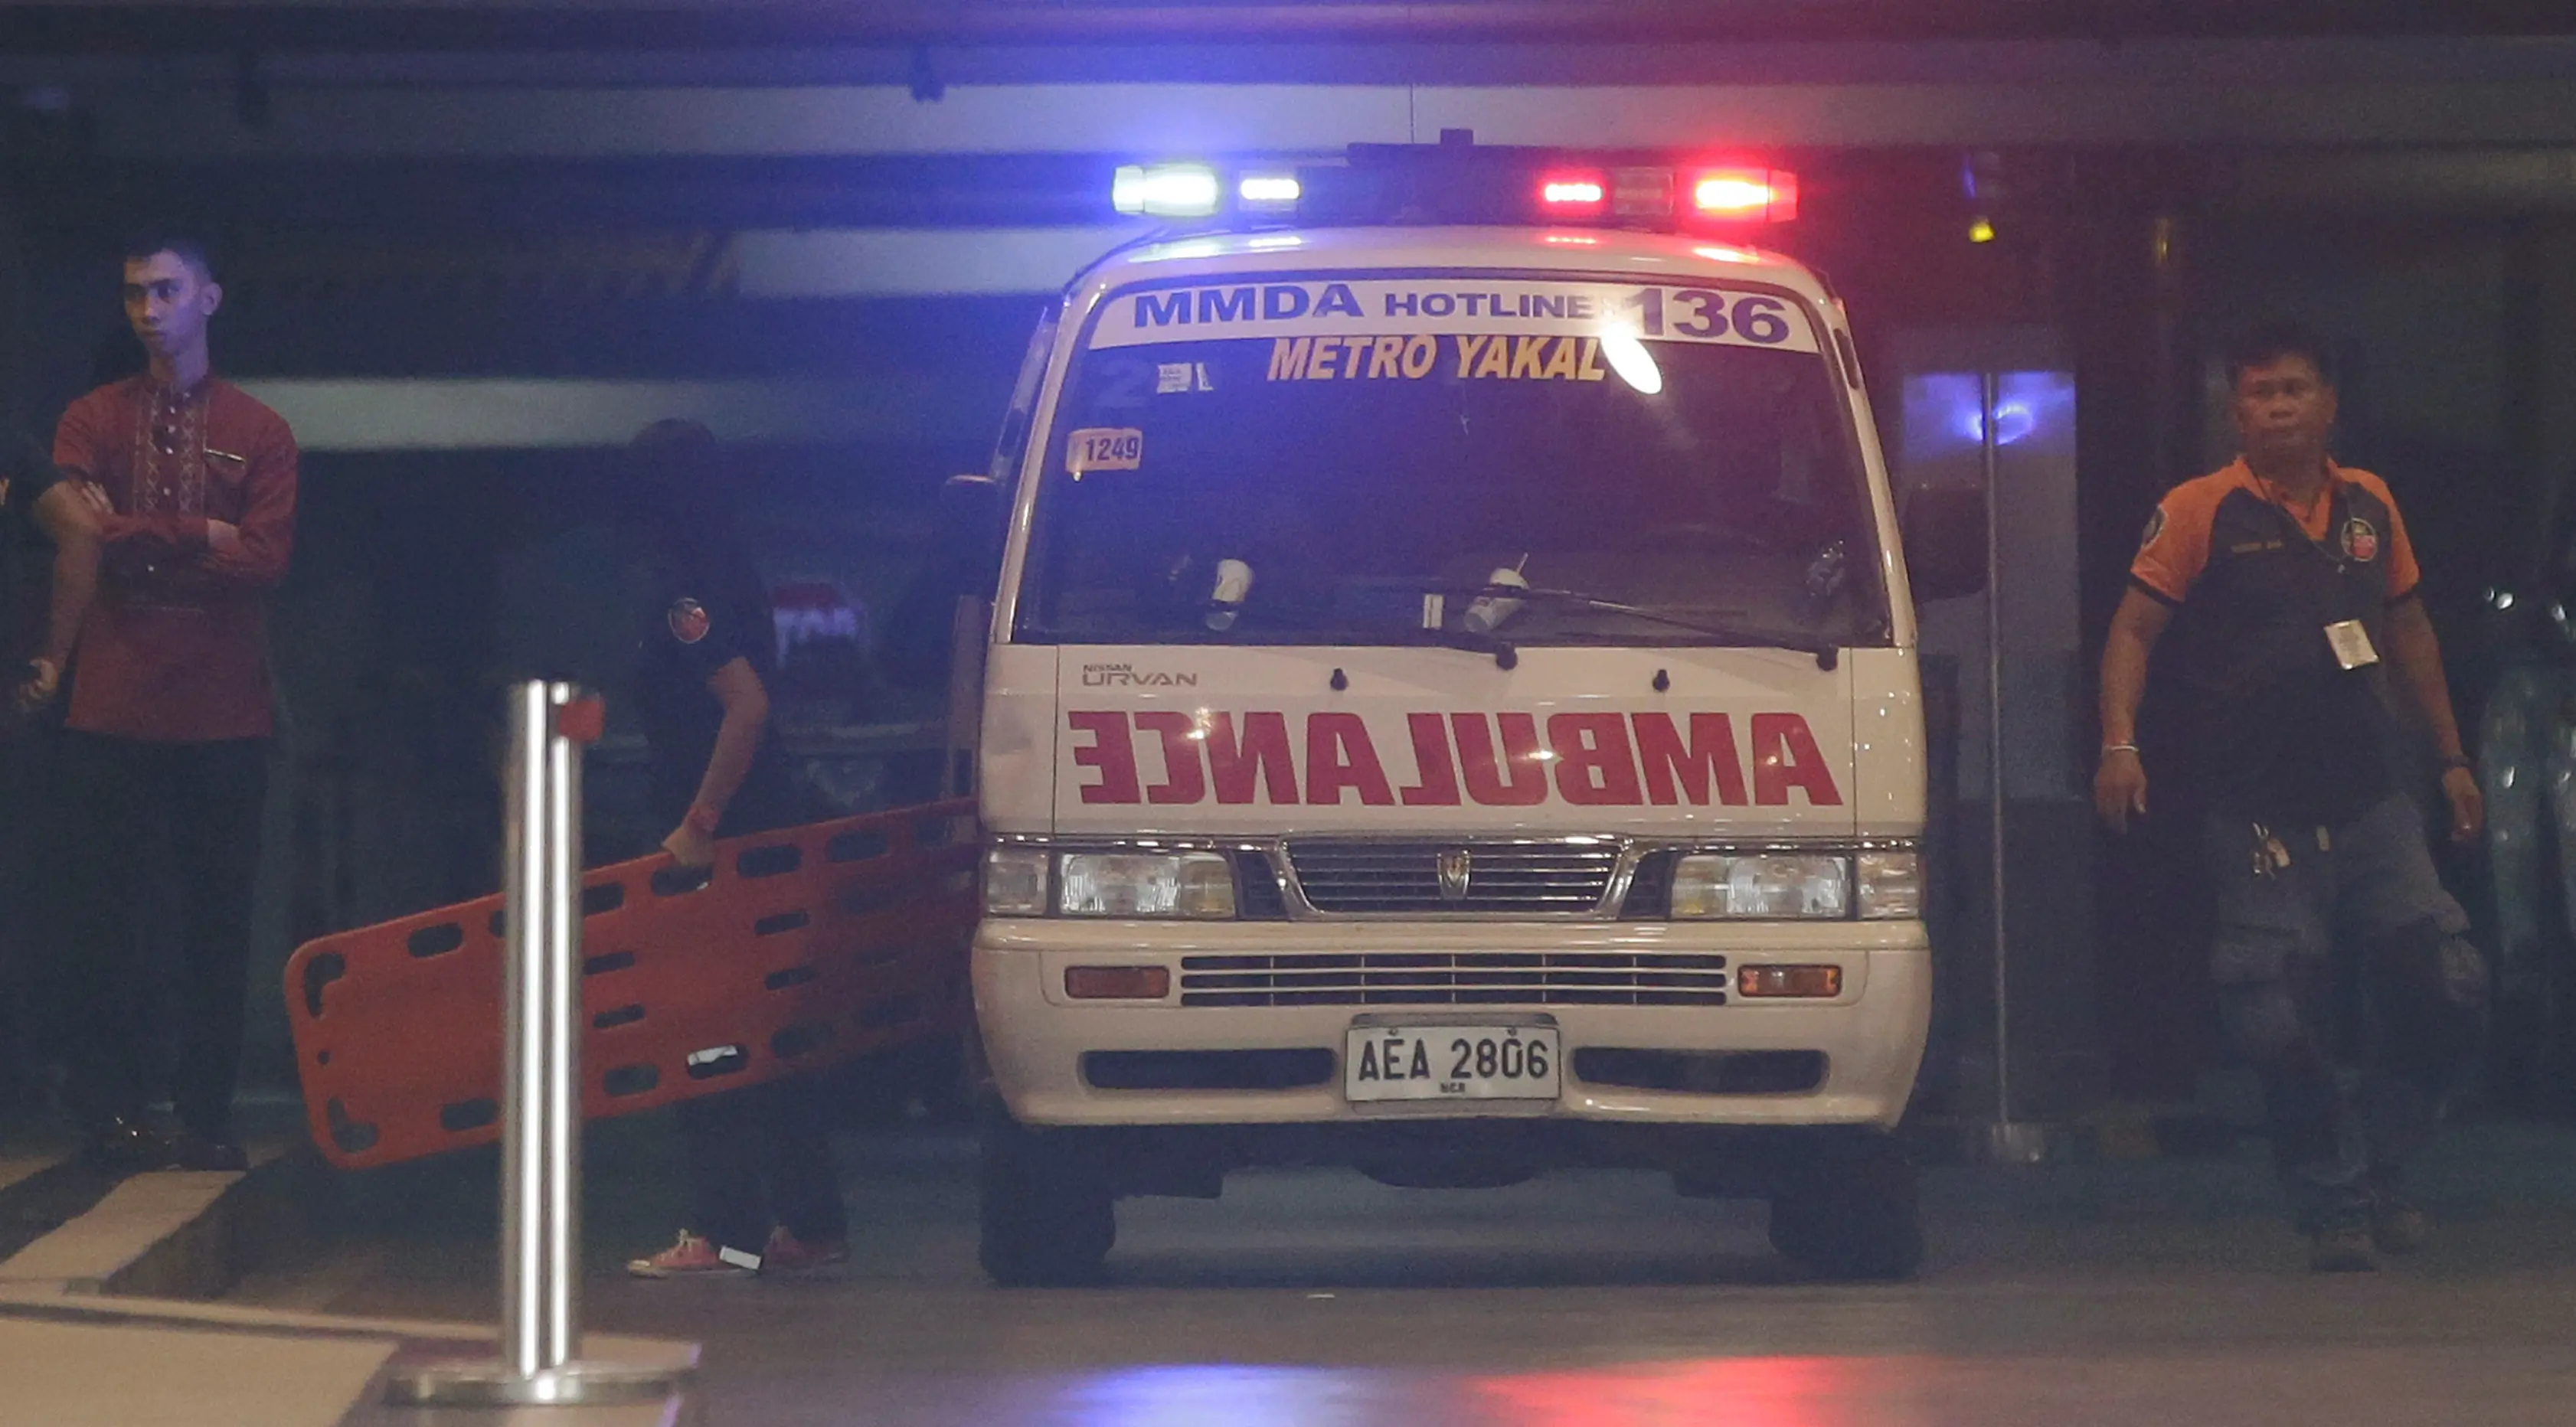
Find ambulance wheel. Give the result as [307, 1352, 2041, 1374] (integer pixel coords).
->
[1767, 1129, 1923, 1282]
[978, 1111, 1115, 1286]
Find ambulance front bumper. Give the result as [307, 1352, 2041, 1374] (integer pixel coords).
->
[971, 918, 1930, 1130]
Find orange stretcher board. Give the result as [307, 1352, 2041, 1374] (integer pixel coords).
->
[284, 798, 979, 1171]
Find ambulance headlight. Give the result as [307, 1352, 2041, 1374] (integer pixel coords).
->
[1058, 851, 1237, 919]
[1669, 854, 1851, 920]
[982, 847, 1051, 917]
[1856, 851, 1922, 920]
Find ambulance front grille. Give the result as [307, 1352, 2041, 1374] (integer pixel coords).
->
[1285, 841, 1622, 915]
[1176, 951, 1730, 1007]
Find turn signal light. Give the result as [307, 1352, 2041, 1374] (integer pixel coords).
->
[1064, 965, 1172, 1000]
[1736, 964, 1842, 999]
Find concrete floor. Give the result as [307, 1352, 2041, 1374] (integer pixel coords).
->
[234, 1114, 2576, 1426]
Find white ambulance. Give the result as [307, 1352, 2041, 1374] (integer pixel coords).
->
[966, 142, 1975, 1285]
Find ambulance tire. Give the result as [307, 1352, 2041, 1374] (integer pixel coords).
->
[1767, 1129, 1923, 1282]
[978, 1112, 1116, 1287]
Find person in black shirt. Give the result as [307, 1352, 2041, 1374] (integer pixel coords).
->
[615, 420, 850, 1280]
[2, 430, 98, 1108]
[3, 429, 99, 715]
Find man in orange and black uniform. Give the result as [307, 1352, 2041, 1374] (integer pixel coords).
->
[2097, 324, 2488, 1272]
[52, 237, 296, 1171]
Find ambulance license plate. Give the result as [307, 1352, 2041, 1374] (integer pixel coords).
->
[1344, 1024, 1561, 1102]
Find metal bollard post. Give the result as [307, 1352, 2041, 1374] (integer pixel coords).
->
[1973, 371, 2053, 1167]
[388, 682, 690, 1408]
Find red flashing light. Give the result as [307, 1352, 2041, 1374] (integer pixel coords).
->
[1767, 171, 1801, 221]
[1538, 171, 1608, 209]
[1692, 168, 1799, 223]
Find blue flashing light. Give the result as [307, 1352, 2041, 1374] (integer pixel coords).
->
[1113, 162, 1221, 218]
[1237, 174, 1301, 207]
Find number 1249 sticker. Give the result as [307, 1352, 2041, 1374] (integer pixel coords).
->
[1066, 427, 1144, 473]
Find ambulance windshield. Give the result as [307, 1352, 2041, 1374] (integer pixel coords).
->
[1018, 280, 1885, 650]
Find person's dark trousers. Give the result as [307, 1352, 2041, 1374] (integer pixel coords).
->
[55, 731, 269, 1142]
[676, 1075, 848, 1253]
[0, 728, 46, 1107]
[2202, 794, 2491, 1229]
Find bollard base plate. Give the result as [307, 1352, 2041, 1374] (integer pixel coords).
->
[387, 1360, 691, 1408]
[1972, 1119, 2071, 1166]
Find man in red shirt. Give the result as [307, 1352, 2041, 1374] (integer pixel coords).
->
[51, 237, 296, 1171]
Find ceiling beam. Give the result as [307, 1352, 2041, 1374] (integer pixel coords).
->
[8, 0, 2576, 54]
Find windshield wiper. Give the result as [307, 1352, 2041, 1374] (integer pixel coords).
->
[1403, 624, 1519, 669]
[1465, 584, 1845, 671]
[1015, 618, 1522, 665]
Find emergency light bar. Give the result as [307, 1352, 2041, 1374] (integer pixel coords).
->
[1111, 136, 1800, 232]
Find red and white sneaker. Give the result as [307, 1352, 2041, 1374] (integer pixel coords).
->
[760, 1226, 849, 1277]
[627, 1230, 760, 1279]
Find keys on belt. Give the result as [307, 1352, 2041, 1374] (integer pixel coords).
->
[2251, 823, 2293, 880]
[2247, 823, 2331, 880]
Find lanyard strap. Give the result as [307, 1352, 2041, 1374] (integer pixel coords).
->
[2258, 475, 2354, 575]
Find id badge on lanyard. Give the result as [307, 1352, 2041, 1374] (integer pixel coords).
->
[2277, 483, 2379, 672]
[2325, 619, 2378, 670]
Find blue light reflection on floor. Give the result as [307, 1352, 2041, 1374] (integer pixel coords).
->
[1047, 1357, 1906, 1427]
[1054, 1364, 1362, 1427]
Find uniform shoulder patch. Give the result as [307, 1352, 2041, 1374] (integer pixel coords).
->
[2139, 505, 2166, 550]
[668, 596, 711, 645]
[2339, 516, 2379, 563]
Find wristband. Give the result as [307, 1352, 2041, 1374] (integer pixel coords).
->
[2437, 753, 2472, 773]
[685, 803, 723, 835]
[2100, 743, 2140, 759]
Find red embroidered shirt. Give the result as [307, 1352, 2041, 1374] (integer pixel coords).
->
[53, 376, 297, 742]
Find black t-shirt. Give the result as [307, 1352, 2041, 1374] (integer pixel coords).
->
[2, 429, 65, 667]
[633, 539, 806, 836]
[2133, 463, 2411, 825]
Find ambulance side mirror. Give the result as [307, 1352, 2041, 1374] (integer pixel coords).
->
[886, 475, 1008, 689]
[1900, 484, 1987, 603]
[940, 473, 1008, 596]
